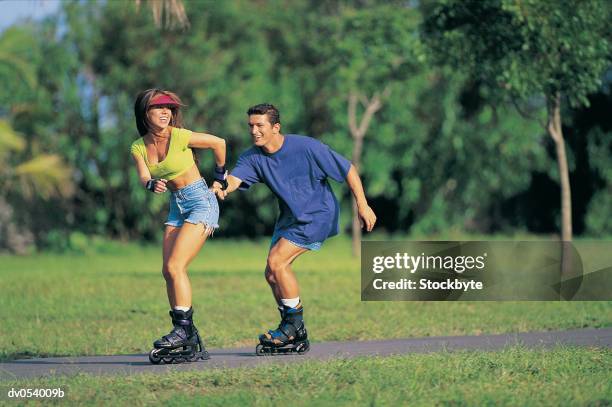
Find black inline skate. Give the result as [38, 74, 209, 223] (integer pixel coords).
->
[148, 308, 210, 364]
[256, 304, 310, 355]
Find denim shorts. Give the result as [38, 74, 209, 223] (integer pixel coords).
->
[270, 231, 322, 251]
[165, 178, 219, 231]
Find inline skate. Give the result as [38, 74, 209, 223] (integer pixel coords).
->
[148, 308, 210, 364]
[256, 305, 310, 355]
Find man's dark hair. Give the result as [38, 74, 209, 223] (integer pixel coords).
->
[247, 103, 280, 125]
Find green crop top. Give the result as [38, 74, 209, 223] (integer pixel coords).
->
[130, 127, 195, 180]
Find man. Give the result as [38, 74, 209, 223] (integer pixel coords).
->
[213, 103, 376, 354]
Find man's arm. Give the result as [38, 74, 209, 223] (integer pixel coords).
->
[346, 164, 377, 232]
[211, 174, 242, 200]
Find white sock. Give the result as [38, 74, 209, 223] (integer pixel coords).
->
[281, 297, 300, 309]
[174, 306, 191, 312]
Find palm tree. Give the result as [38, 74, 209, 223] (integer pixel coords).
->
[0, 119, 74, 253]
[135, 0, 190, 28]
[0, 27, 37, 91]
[0, 120, 73, 199]
[0, 27, 74, 253]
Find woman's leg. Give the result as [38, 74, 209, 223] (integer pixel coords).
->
[162, 226, 181, 307]
[162, 223, 211, 308]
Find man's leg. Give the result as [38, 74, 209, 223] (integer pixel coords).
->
[258, 238, 311, 349]
[265, 264, 283, 306]
[265, 238, 308, 304]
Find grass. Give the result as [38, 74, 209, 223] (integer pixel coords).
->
[0, 237, 610, 405]
[0, 237, 610, 361]
[1, 347, 610, 405]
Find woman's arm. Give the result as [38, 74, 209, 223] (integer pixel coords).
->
[188, 132, 226, 167]
[346, 164, 376, 232]
[131, 154, 167, 193]
[189, 132, 227, 190]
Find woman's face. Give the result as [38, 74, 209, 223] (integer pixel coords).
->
[147, 104, 173, 132]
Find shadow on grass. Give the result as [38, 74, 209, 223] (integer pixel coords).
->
[1, 351, 259, 364]
[0, 351, 59, 363]
[116, 269, 259, 279]
[7, 358, 151, 366]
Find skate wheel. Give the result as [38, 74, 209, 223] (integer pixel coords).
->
[255, 344, 267, 356]
[296, 341, 310, 354]
[148, 349, 162, 365]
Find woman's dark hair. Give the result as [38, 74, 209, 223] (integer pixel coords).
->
[134, 89, 184, 136]
[247, 103, 280, 125]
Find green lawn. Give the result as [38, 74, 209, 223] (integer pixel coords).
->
[0, 238, 609, 361]
[2, 347, 610, 406]
[1, 237, 610, 405]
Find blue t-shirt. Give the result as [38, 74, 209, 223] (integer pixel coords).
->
[231, 134, 352, 245]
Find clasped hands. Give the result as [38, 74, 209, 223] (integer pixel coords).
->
[210, 181, 228, 200]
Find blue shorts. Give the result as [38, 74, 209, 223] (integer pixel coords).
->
[165, 178, 219, 230]
[270, 231, 322, 251]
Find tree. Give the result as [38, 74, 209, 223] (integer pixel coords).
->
[422, 0, 612, 242]
[135, 0, 189, 29]
[270, 2, 547, 245]
[313, 5, 424, 255]
[57, 0, 286, 240]
[0, 27, 37, 93]
[0, 26, 74, 253]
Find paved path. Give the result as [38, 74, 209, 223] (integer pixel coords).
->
[1, 328, 610, 381]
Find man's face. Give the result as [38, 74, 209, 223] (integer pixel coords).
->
[248, 114, 280, 147]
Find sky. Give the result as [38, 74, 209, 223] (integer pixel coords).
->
[0, 0, 62, 32]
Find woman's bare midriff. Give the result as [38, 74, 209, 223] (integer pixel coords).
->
[167, 164, 203, 191]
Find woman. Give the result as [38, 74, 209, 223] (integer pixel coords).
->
[130, 89, 227, 364]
